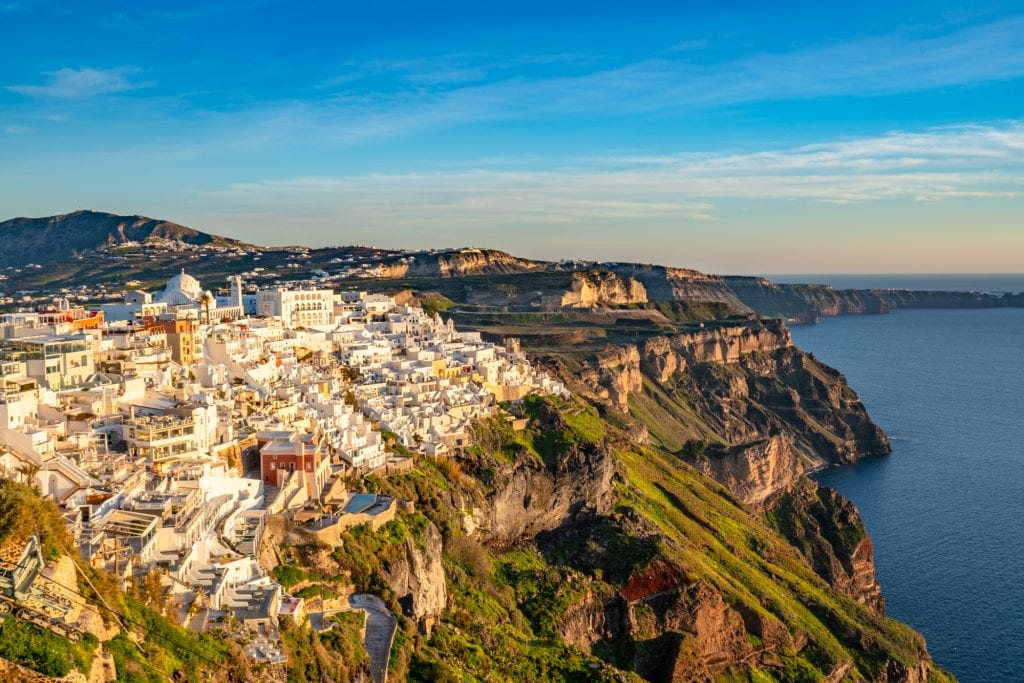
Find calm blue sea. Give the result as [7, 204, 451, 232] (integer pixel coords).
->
[791, 306, 1024, 682]
[765, 273, 1024, 293]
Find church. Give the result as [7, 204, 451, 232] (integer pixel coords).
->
[101, 271, 247, 322]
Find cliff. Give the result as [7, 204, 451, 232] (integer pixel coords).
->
[560, 270, 648, 308]
[381, 520, 448, 623]
[283, 398, 917, 680]
[768, 479, 886, 615]
[550, 317, 888, 475]
[686, 435, 806, 508]
[469, 401, 618, 541]
[375, 248, 552, 278]
[723, 276, 1024, 322]
[606, 263, 753, 312]
[723, 276, 886, 322]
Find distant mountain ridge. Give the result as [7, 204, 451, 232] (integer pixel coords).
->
[2, 210, 1021, 319]
[0, 210, 246, 268]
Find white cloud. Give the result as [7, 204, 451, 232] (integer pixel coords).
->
[7, 67, 152, 99]
[202, 122, 1024, 231]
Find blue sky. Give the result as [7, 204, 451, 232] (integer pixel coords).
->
[1, 1, 1022, 273]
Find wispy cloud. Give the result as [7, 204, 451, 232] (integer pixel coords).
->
[7, 66, 152, 99]
[198, 17, 1024, 152]
[197, 122, 1024, 241]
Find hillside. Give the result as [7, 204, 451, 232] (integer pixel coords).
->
[269, 391, 951, 681]
[0, 212, 1020, 322]
[0, 210, 247, 269]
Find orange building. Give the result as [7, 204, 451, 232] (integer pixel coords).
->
[156, 318, 201, 366]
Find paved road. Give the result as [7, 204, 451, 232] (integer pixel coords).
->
[349, 594, 396, 683]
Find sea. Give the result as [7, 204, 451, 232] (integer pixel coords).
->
[784, 275, 1024, 683]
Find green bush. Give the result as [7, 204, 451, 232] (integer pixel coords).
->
[0, 614, 93, 677]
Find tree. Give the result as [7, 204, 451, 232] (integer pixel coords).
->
[136, 569, 168, 616]
[15, 463, 40, 491]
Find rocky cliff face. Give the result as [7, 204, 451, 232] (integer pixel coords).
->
[767, 479, 885, 615]
[556, 585, 628, 654]
[567, 318, 792, 408]
[382, 520, 448, 622]
[477, 407, 617, 542]
[605, 263, 752, 313]
[723, 277, 886, 322]
[686, 435, 806, 508]
[551, 318, 886, 471]
[723, 276, 1024, 322]
[376, 248, 552, 278]
[627, 574, 793, 682]
[560, 270, 647, 308]
[640, 317, 793, 369]
[576, 345, 645, 411]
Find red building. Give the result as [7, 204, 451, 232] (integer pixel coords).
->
[259, 433, 330, 500]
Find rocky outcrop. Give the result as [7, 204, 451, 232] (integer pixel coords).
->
[557, 586, 628, 654]
[724, 276, 1024, 322]
[613, 559, 796, 682]
[577, 345, 645, 411]
[484, 440, 616, 541]
[560, 271, 647, 308]
[604, 263, 753, 313]
[641, 318, 792, 369]
[376, 248, 551, 278]
[766, 479, 884, 614]
[472, 407, 617, 543]
[636, 582, 754, 682]
[684, 435, 806, 508]
[381, 520, 447, 622]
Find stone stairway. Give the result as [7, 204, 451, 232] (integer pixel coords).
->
[349, 594, 396, 683]
[259, 485, 279, 510]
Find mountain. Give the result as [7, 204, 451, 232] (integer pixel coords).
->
[0, 210, 247, 268]
[1, 211, 1021, 321]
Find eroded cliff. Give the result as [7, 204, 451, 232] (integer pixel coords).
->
[548, 317, 888, 474]
[560, 270, 648, 308]
[381, 519, 448, 623]
[375, 248, 552, 278]
[767, 478, 885, 615]
[685, 435, 806, 508]
[723, 276, 1024, 322]
[306, 389, 948, 681]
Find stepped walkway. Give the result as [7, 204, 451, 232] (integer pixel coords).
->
[349, 593, 397, 683]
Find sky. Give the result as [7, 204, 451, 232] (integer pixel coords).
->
[1, 1, 1023, 274]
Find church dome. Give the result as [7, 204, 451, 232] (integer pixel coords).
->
[159, 270, 204, 305]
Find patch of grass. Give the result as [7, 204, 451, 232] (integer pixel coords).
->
[0, 615, 98, 677]
[272, 563, 307, 589]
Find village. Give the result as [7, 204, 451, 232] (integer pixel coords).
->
[0, 270, 565, 671]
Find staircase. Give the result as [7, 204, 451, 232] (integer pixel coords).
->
[259, 485, 279, 510]
[349, 594, 396, 683]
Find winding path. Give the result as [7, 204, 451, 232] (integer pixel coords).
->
[348, 594, 397, 683]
